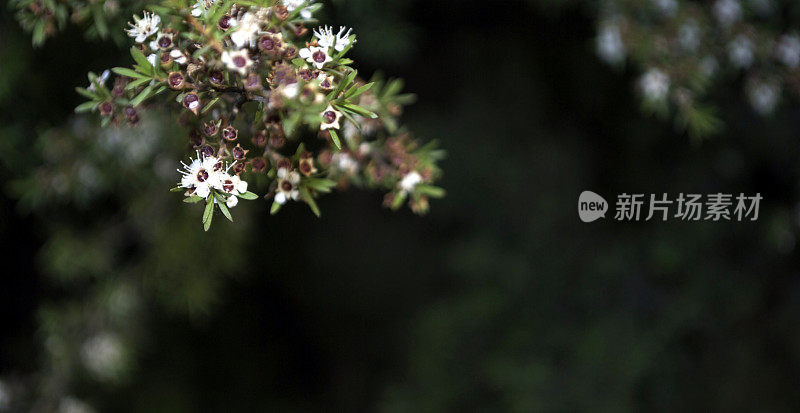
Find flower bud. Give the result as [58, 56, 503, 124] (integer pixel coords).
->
[208, 70, 225, 86]
[182, 92, 201, 114]
[168, 72, 186, 90]
[232, 162, 246, 175]
[251, 130, 267, 147]
[160, 52, 173, 67]
[199, 144, 215, 158]
[123, 106, 139, 125]
[203, 121, 219, 137]
[189, 129, 204, 147]
[218, 15, 233, 31]
[244, 72, 262, 91]
[222, 125, 238, 141]
[250, 157, 267, 172]
[99, 101, 114, 117]
[299, 157, 317, 176]
[231, 143, 249, 160]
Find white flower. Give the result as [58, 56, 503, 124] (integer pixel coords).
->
[320, 105, 343, 130]
[170, 49, 188, 65]
[748, 80, 780, 115]
[146, 53, 157, 67]
[678, 21, 700, 52]
[283, 0, 314, 19]
[776, 35, 800, 68]
[178, 153, 223, 199]
[728, 35, 753, 68]
[714, 0, 741, 28]
[653, 0, 678, 17]
[81, 332, 125, 380]
[596, 22, 626, 65]
[87, 70, 110, 92]
[275, 168, 300, 204]
[230, 12, 261, 48]
[639, 68, 670, 101]
[281, 83, 300, 99]
[218, 172, 249, 207]
[125, 11, 161, 43]
[299, 46, 332, 69]
[191, 0, 217, 17]
[400, 171, 422, 193]
[332, 152, 359, 175]
[221, 49, 253, 75]
[314, 26, 354, 52]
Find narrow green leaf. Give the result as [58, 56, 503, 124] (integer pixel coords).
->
[217, 199, 233, 222]
[74, 101, 97, 113]
[415, 184, 446, 198]
[112, 67, 147, 79]
[183, 195, 204, 203]
[391, 191, 407, 210]
[329, 128, 341, 150]
[270, 200, 282, 215]
[170, 186, 185, 192]
[345, 82, 373, 99]
[299, 188, 321, 217]
[238, 191, 259, 200]
[130, 84, 154, 107]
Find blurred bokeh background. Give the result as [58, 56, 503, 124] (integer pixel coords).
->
[3, 0, 800, 411]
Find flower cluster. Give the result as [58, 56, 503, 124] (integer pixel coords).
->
[596, 0, 800, 138]
[75, 0, 444, 230]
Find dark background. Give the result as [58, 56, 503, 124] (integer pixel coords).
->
[2, 0, 800, 411]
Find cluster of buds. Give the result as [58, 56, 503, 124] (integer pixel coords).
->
[596, 0, 800, 138]
[75, 0, 444, 230]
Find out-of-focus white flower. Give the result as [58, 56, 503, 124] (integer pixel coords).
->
[221, 49, 253, 75]
[0, 379, 10, 410]
[125, 11, 160, 43]
[299, 46, 332, 69]
[81, 332, 125, 381]
[280, 83, 300, 99]
[776, 35, 800, 68]
[230, 12, 260, 48]
[653, 0, 678, 17]
[728, 35, 754, 68]
[400, 171, 422, 193]
[283, 0, 314, 19]
[320, 105, 343, 130]
[639, 68, 670, 101]
[191, 0, 217, 17]
[170, 49, 188, 65]
[678, 21, 700, 52]
[58, 397, 95, 413]
[748, 80, 780, 115]
[87, 70, 110, 92]
[332, 152, 359, 175]
[275, 168, 300, 204]
[714, 0, 742, 28]
[700, 56, 719, 77]
[596, 22, 626, 65]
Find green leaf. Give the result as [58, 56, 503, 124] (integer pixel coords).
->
[238, 191, 259, 200]
[391, 191, 407, 210]
[201, 96, 221, 114]
[74, 101, 97, 113]
[112, 67, 147, 79]
[184, 195, 204, 203]
[270, 200, 282, 215]
[299, 188, 321, 217]
[125, 77, 152, 90]
[340, 103, 378, 119]
[345, 82, 373, 100]
[75, 87, 95, 99]
[329, 128, 341, 150]
[217, 199, 233, 222]
[202, 196, 214, 230]
[292, 58, 307, 67]
[170, 186, 185, 192]
[130, 84, 154, 107]
[130, 46, 154, 75]
[415, 184, 446, 198]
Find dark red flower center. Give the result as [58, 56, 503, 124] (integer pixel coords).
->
[312, 50, 327, 63]
[322, 110, 337, 123]
[196, 169, 209, 182]
[233, 56, 247, 68]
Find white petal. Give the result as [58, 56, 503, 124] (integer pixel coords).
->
[275, 192, 287, 204]
[196, 185, 210, 198]
[236, 181, 248, 193]
[226, 196, 239, 208]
